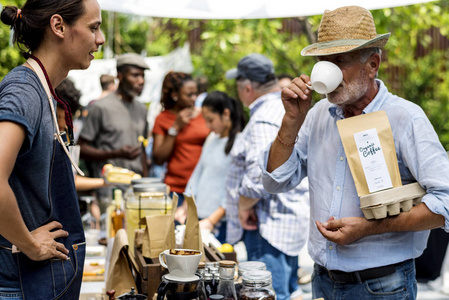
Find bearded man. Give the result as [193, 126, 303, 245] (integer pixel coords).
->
[79, 53, 149, 179]
[260, 6, 449, 299]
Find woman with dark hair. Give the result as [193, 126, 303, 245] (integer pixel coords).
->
[182, 91, 246, 242]
[152, 71, 210, 212]
[0, 0, 104, 298]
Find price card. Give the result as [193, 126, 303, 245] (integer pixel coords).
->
[354, 128, 393, 193]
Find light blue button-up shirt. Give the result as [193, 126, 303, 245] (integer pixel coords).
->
[260, 79, 449, 272]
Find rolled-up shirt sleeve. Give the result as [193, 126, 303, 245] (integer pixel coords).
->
[259, 142, 306, 194]
[398, 110, 449, 232]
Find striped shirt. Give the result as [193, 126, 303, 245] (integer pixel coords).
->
[225, 91, 309, 256]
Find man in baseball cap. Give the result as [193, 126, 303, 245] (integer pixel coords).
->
[225, 53, 276, 83]
[225, 53, 310, 300]
[260, 6, 449, 299]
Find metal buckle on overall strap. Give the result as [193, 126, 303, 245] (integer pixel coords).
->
[0, 244, 21, 253]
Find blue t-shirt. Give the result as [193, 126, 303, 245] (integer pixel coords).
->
[0, 66, 55, 287]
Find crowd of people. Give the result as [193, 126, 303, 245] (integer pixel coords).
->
[0, 1, 449, 300]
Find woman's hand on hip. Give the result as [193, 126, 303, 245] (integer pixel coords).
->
[23, 221, 69, 261]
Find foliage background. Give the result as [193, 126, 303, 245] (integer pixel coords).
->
[1, 1, 449, 148]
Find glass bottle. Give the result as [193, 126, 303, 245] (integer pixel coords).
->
[212, 272, 220, 295]
[197, 262, 207, 300]
[198, 261, 206, 273]
[236, 261, 267, 299]
[240, 270, 276, 300]
[209, 266, 219, 276]
[203, 273, 214, 298]
[216, 260, 237, 300]
[205, 262, 216, 273]
[209, 266, 220, 294]
[111, 189, 125, 237]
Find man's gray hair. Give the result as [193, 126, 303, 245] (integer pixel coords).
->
[237, 78, 278, 94]
[360, 47, 382, 63]
[359, 47, 382, 78]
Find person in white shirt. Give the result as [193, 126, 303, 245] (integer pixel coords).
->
[180, 91, 245, 243]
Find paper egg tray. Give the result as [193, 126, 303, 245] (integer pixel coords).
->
[360, 182, 425, 220]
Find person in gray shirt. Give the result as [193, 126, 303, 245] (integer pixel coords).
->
[79, 53, 150, 179]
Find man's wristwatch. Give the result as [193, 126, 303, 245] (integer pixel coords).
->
[168, 126, 178, 136]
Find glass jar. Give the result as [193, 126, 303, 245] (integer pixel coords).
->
[131, 177, 163, 186]
[236, 261, 266, 298]
[238, 261, 267, 278]
[125, 183, 171, 250]
[240, 270, 276, 300]
[216, 260, 237, 300]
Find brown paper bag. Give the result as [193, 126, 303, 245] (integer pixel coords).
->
[141, 193, 178, 258]
[105, 229, 137, 295]
[337, 111, 401, 197]
[134, 228, 145, 252]
[183, 193, 205, 261]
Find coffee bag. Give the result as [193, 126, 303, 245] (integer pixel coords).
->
[337, 111, 401, 197]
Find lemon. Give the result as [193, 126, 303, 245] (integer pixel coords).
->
[219, 243, 234, 253]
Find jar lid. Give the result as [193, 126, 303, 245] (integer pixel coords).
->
[206, 262, 219, 268]
[133, 183, 167, 193]
[219, 260, 236, 268]
[238, 261, 266, 274]
[242, 270, 272, 283]
[209, 295, 224, 300]
[131, 177, 162, 185]
[204, 273, 213, 280]
[198, 261, 206, 269]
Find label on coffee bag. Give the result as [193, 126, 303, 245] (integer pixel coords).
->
[354, 128, 393, 193]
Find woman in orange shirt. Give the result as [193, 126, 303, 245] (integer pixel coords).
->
[152, 72, 210, 213]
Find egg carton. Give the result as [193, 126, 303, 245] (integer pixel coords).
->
[360, 182, 425, 220]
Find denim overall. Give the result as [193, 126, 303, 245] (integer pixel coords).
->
[15, 137, 86, 299]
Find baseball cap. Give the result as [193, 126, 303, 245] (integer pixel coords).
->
[116, 53, 149, 70]
[225, 53, 275, 83]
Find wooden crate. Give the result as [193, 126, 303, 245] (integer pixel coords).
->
[203, 243, 237, 263]
[135, 249, 168, 296]
[135, 244, 236, 296]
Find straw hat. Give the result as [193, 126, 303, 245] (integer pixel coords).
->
[301, 6, 391, 57]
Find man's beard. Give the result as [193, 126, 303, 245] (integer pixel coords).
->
[120, 83, 141, 99]
[327, 69, 368, 106]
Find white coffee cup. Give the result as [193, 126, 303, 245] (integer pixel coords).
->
[310, 61, 343, 94]
[158, 249, 202, 278]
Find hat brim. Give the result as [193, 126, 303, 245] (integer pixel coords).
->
[225, 68, 239, 80]
[301, 33, 391, 57]
[117, 62, 150, 70]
